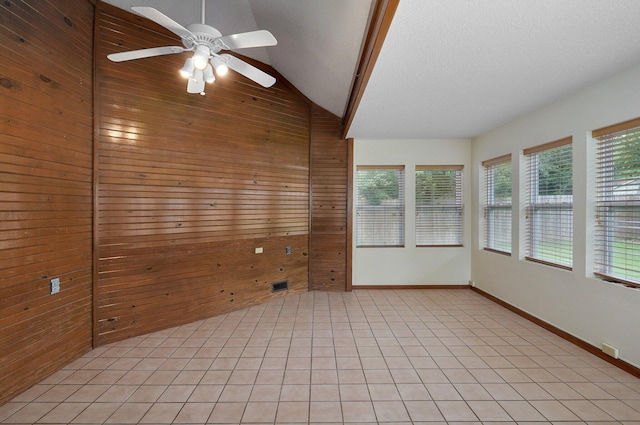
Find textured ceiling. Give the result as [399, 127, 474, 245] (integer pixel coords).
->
[101, 0, 374, 118]
[346, 0, 640, 139]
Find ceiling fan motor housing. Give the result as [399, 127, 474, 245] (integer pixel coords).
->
[184, 24, 225, 53]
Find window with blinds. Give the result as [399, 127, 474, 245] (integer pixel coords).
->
[524, 137, 573, 269]
[593, 117, 640, 288]
[355, 166, 405, 247]
[415, 165, 463, 246]
[483, 155, 512, 255]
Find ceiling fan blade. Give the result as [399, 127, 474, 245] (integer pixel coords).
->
[217, 30, 277, 50]
[107, 46, 186, 62]
[221, 54, 276, 88]
[132, 6, 195, 41]
[187, 70, 205, 94]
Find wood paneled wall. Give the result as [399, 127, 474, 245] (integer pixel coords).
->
[95, 5, 312, 345]
[0, 0, 350, 403]
[0, 0, 94, 402]
[309, 105, 348, 290]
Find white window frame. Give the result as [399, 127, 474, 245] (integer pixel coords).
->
[482, 154, 512, 255]
[415, 165, 464, 247]
[524, 137, 573, 270]
[593, 117, 640, 288]
[355, 165, 405, 247]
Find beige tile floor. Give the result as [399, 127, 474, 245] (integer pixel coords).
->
[1, 289, 640, 424]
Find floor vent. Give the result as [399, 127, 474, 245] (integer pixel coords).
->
[272, 281, 288, 292]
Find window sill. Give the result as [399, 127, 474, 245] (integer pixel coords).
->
[524, 256, 572, 271]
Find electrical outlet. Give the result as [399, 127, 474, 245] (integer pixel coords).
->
[50, 278, 60, 295]
[255, 247, 263, 254]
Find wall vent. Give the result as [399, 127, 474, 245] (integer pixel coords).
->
[272, 281, 288, 292]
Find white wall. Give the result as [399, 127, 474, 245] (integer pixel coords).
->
[353, 139, 471, 286]
[471, 63, 640, 368]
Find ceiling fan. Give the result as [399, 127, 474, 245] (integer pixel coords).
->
[107, 0, 277, 95]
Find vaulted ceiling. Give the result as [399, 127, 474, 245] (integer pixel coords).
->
[101, 0, 374, 120]
[102, 0, 640, 139]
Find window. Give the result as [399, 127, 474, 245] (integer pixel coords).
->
[483, 155, 512, 254]
[415, 165, 463, 246]
[355, 166, 404, 247]
[524, 137, 573, 269]
[593, 118, 640, 288]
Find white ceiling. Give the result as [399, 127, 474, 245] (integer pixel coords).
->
[102, 0, 640, 139]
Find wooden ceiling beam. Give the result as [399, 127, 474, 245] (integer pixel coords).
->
[341, 0, 400, 139]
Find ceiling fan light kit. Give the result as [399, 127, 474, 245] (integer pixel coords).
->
[191, 45, 210, 70]
[107, 1, 277, 95]
[210, 56, 229, 76]
[179, 57, 195, 79]
[203, 64, 215, 84]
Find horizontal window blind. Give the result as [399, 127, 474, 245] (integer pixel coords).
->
[524, 137, 573, 269]
[415, 165, 463, 246]
[483, 155, 512, 254]
[355, 166, 405, 247]
[593, 118, 640, 288]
